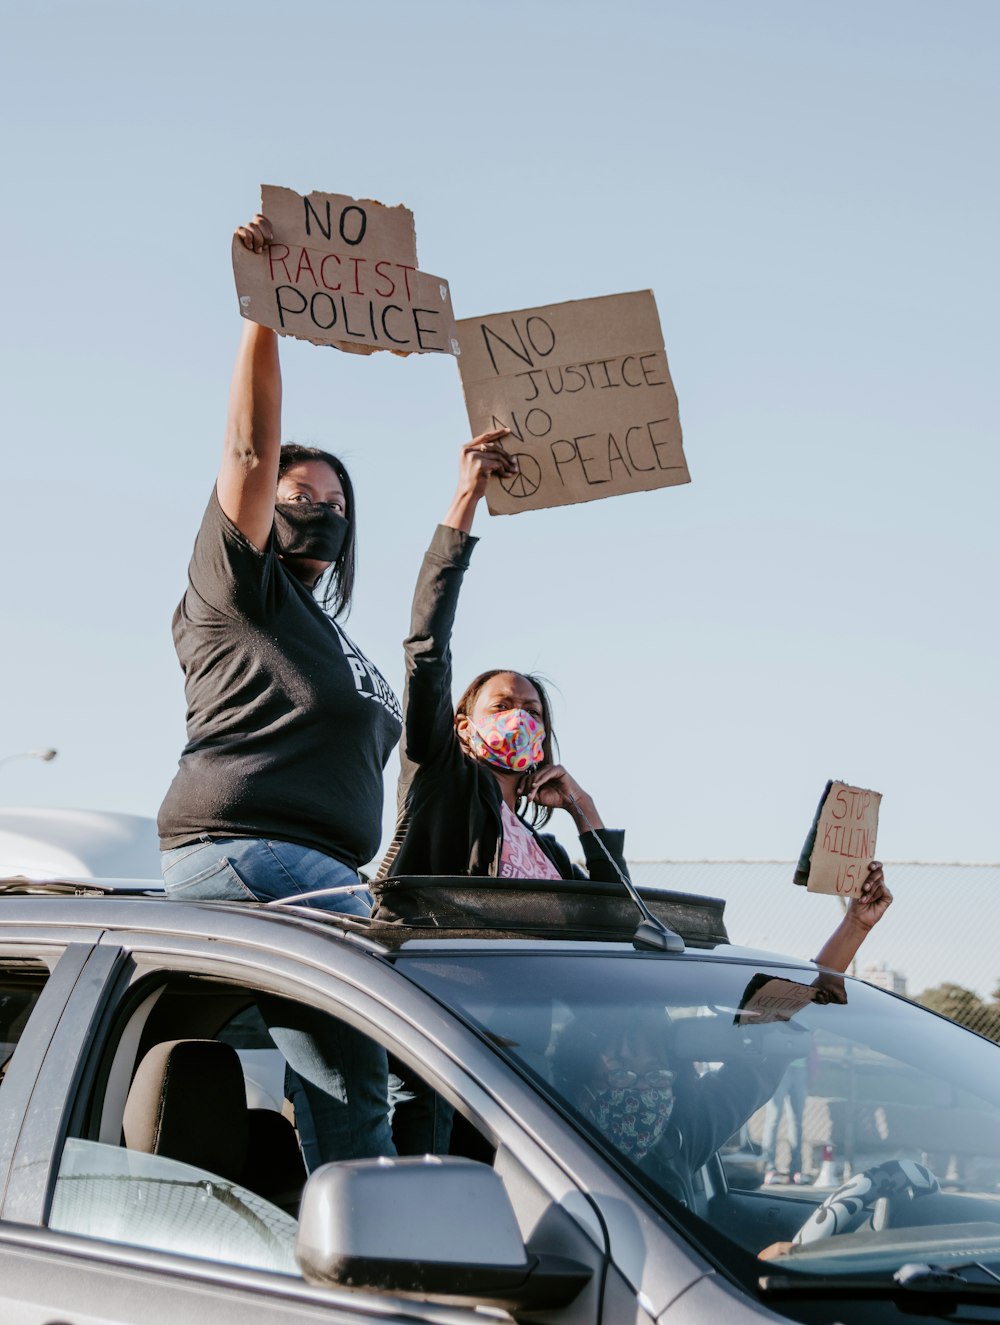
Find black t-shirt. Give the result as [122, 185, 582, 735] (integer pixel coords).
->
[157, 491, 402, 869]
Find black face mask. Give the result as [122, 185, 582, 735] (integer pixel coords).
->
[273, 503, 349, 563]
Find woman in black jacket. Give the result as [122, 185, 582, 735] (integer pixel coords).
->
[380, 430, 628, 882]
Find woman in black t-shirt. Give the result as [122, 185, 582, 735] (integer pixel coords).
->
[157, 214, 412, 1168]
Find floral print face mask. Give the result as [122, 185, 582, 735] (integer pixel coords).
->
[586, 1078, 676, 1162]
[467, 708, 545, 773]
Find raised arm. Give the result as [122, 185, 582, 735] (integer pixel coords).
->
[452, 430, 613, 855]
[216, 215, 282, 551]
[442, 429, 515, 533]
[812, 862, 891, 974]
[399, 433, 516, 768]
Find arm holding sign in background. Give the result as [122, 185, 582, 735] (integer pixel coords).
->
[812, 862, 892, 976]
[790, 780, 890, 976]
[217, 214, 282, 550]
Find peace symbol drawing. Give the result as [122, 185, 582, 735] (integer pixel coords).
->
[499, 455, 542, 499]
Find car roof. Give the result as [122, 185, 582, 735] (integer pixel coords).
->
[1, 871, 725, 939]
[0, 874, 819, 976]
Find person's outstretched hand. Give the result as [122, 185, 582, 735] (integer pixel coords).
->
[845, 862, 892, 932]
[812, 862, 892, 974]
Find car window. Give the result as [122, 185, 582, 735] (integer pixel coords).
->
[400, 951, 1000, 1280]
[44, 970, 492, 1281]
[50, 1138, 298, 1274]
[732, 1026, 963, 1193]
[0, 961, 51, 1085]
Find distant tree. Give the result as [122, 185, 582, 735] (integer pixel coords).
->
[916, 983, 1000, 1043]
[919, 983, 985, 1021]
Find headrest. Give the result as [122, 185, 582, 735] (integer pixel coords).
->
[123, 1039, 249, 1182]
[246, 1108, 308, 1204]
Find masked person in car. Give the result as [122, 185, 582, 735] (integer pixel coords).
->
[550, 873, 891, 1208]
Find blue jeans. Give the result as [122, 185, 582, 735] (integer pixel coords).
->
[161, 837, 393, 1169]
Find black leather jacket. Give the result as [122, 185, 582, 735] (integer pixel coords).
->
[378, 525, 628, 881]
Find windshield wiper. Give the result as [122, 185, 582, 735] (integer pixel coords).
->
[760, 1261, 1000, 1304]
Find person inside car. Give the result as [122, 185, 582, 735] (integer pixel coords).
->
[379, 432, 628, 883]
[551, 866, 892, 1213]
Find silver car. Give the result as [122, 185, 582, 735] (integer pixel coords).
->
[2, 875, 1000, 1325]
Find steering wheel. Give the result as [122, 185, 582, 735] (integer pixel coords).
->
[792, 1159, 940, 1247]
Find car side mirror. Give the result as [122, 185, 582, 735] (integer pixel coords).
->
[296, 1155, 591, 1311]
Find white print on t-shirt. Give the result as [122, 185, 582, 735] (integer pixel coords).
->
[498, 803, 561, 880]
[329, 622, 402, 723]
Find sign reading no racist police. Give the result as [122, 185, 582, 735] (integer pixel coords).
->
[232, 185, 460, 357]
[456, 291, 690, 515]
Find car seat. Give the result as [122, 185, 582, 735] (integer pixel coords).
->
[123, 1038, 306, 1212]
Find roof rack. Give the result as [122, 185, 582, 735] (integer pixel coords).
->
[0, 875, 164, 897]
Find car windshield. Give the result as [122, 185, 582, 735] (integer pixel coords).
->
[400, 948, 1000, 1281]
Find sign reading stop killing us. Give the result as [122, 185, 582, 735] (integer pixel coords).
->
[232, 185, 459, 356]
[793, 780, 882, 897]
[455, 291, 689, 514]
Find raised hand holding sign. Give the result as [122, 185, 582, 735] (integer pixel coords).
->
[794, 780, 883, 897]
[232, 185, 459, 357]
[456, 291, 690, 514]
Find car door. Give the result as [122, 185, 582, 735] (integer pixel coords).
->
[0, 926, 501, 1325]
[0, 910, 618, 1325]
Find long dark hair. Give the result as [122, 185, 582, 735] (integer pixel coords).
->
[277, 444, 357, 618]
[454, 669, 557, 827]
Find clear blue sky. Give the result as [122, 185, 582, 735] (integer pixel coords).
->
[2, 0, 997, 868]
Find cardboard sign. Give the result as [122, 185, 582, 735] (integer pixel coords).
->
[793, 780, 882, 897]
[736, 975, 817, 1025]
[232, 185, 459, 357]
[456, 291, 689, 515]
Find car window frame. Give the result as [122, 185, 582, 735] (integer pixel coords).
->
[1, 942, 101, 1197]
[0, 943, 63, 1079]
[82, 922, 604, 1177]
[1, 942, 126, 1222]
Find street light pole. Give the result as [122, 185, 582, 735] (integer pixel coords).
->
[0, 748, 58, 772]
